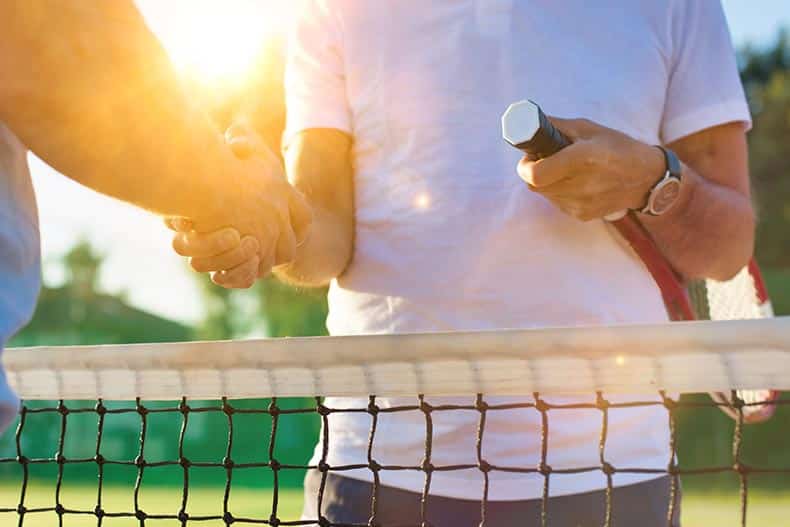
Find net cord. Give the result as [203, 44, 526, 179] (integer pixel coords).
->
[5, 318, 790, 401]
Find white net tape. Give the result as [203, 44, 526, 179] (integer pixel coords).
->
[5, 318, 790, 401]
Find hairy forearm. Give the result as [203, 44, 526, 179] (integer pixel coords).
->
[275, 205, 353, 287]
[0, 2, 231, 219]
[640, 162, 755, 281]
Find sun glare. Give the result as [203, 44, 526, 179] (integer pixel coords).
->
[154, 1, 291, 84]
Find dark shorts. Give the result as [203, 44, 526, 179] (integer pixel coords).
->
[302, 470, 681, 527]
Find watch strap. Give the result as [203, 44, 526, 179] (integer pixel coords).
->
[657, 145, 681, 179]
[639, 145, 682, 216]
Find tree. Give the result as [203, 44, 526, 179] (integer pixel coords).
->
[739, 31, 790, 269]
[748, 72, 790, 268]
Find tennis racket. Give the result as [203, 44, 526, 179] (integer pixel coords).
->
[501, 100, 779, 424]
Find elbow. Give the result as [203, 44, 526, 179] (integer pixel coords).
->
[705, 257, 750, 283]
[715, 212, 756, 281]
[689, 215, 755, 282]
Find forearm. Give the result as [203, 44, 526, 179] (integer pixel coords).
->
[0, 2, 230, 219]
[274, 129, 354, 287]
[275, 205, 353, 287]
[640, 160, 754, 282]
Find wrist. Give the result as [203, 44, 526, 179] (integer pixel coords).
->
[191, 147, 246, 229]
[630, 142, 667, 210]
[633, 144, 684, 216]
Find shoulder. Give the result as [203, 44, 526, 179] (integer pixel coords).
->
[666, 0, 730, 39]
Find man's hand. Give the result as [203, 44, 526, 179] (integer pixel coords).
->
[169, 123, 311, 288]
[516, 117, 665, 221]
[517, 117, 753, 281]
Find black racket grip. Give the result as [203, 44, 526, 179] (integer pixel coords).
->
[502, 100, 571, 160]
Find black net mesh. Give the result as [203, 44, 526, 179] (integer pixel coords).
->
[1, 391, 787, 527]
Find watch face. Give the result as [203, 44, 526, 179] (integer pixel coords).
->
[650, 178, 682, 215]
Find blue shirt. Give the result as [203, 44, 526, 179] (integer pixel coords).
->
[0, 122, 40, 431]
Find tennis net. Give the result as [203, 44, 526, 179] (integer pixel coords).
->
[1, 318, 789, 526]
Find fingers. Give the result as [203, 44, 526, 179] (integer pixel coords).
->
[518, 139, 600, 188]
[258, 242, 276, 279]
[517, 155, 572, 188]
[172, 228, 241, 258]
[215, 118, 308, 277]
[212, 255, 260, 289]
[546, 116, 600, 142]
[190, 236, 259, 273]
[164, 217, 194, 232]
[274, 217, 296, 265]
[288, 191, 313, 247]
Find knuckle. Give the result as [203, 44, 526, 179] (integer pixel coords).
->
[577, 206, 600, 222]
[241, 239, 259, 258]
[239, 269, 258, 289]
[579, 150, 598, 169]
[172, 235, 188, 256]
[564, 204, 583, 219]
[517, 160, 534, 181]
[217, 229, 241, 251]
[190, 258, 206, 273]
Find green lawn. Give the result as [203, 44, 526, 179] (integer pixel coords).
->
[0, 483, 303, 526]
[1, 483, 788, 526]
[681, 491, 790, 527]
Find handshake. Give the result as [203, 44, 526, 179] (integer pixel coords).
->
[166, 123, 311, 289]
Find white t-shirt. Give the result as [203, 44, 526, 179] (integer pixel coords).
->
[285, 0, 750, 500]
[0, 122, 40, 431]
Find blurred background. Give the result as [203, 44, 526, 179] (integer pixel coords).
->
[2, 1, 790, 524]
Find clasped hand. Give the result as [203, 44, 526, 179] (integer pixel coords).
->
[167, 123, 311, 288]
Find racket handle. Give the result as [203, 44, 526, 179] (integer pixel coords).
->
[502, 100, 628, 222]
[502, 100, 570, 159]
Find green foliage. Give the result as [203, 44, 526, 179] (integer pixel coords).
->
[0, 398, 319, 489]
[257, 278, 328, 338]
[193, 272, 248, 340]
[748, 72, 790, 268]
[740, 29, 790, 95]
[762, 268, 790, 315]
[740, 31, 790, 269]
[192, 274, 328, 340]
[10, 240, 192, 347]
[677, 393, 790, 491]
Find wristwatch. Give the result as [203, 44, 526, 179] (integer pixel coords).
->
[639, 145, 682, 216]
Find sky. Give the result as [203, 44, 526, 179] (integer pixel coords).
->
[29, 1, 790, 325]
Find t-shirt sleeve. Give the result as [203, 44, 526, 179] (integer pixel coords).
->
[283, 0, 351, 147]
[660, 0, 751, 144]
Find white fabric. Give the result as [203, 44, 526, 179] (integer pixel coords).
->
[0, 122, 40, 431]
[286, 0, 750, 500]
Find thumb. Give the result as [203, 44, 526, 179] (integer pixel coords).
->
[225, 122, 260, 160]
[225, 120, 283, 168]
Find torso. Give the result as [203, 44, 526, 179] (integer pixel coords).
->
[314, 0, 687, 500]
